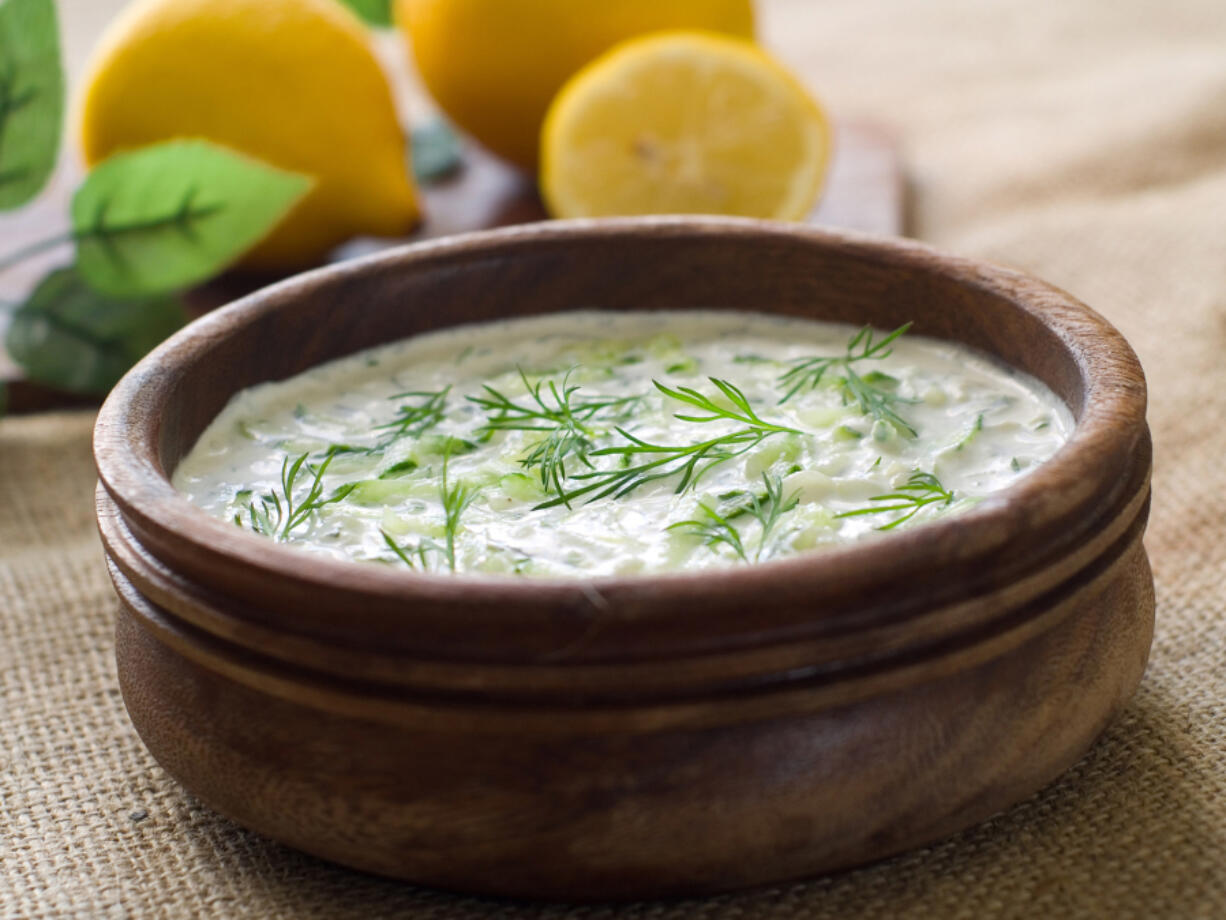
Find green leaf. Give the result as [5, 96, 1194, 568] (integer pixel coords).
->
[5, 265, 188, 394]
[336, 0, 393, 27]
[72, 140, 313, 297]
[0, 0, 64, 209]
[411, 118, 463, 183]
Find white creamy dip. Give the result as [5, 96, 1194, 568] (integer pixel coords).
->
[174, 311, 1073, 577]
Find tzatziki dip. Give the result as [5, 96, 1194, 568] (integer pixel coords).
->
[173, 311, 1073, 577]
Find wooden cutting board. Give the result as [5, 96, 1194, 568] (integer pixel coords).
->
[0, 120, 903, 414]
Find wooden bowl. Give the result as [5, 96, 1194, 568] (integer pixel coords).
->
[93, 217, 1153, 901]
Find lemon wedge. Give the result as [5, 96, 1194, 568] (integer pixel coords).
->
[541, 31, 831, 222]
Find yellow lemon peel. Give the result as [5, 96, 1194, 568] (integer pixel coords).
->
[80, 0, 419, 270]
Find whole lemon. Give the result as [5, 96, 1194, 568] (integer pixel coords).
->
[80, 0, 420, 270]
[396, 0, 755, 170]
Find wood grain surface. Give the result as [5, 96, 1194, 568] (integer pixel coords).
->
[92, 218, 1153, 899]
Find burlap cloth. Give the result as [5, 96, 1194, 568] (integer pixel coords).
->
[4, 0, 1225, 916]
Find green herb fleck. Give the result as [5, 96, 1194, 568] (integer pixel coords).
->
[955, 413, 984, 450]
[378, 458, 419, 479]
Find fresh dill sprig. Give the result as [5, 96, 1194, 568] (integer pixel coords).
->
[381, 529, 430, 569]
[669, 501, 748, 562]
[954, 412, 984, 450]
[468, 368, 641, 505]
[537, 428, 771, 509]
[654, 377, 798, 432]
[438, 456, 479, 572]
[537, 378, 800, 509]
[379, 453, 479, 573]
[779, 324, 910, 402]
[372, 386, 450, 448]
[778, 323, 918, 436]
[234, 448, 357, 540]
[671, 472, 800, 563]
[835, 470, 954, 531]
[839, 368, 918, 438]
[740, 472, 801, 559]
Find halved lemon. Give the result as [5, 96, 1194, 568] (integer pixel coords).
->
[541, 31, 831, 221]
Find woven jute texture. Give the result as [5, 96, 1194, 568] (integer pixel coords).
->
[4, 0, 1226, 916]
